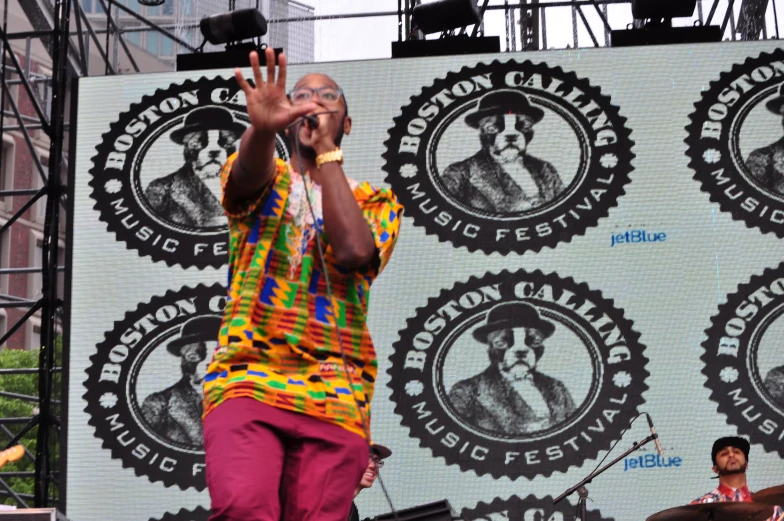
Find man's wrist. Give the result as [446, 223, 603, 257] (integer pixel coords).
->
[247, 124, 276, 142]
[315, 147, 343, 168]
[313, 139, 338, 156]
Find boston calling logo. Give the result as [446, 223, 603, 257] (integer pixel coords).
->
[461, 495, 615, 521]
[388, 269, 648, 479]
[702, 263, 784, 456]
[382, 59, 635, 255]
[88, 76, 289, 269]
[150, 507, 210, 521]
[82, 283, 225, 490]
[686, 48, 784, 238]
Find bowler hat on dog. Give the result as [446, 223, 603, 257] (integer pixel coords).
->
[472, 301, 555, 343]
[167, 315, 222, 357]
[170, 106, 246, 144]
[766, 84, 784, 115]
[465, 90, 545, 129]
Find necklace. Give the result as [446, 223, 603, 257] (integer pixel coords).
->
[286, 173, 322, 279]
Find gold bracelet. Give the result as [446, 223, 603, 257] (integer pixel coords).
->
[315, 148, 344, 168]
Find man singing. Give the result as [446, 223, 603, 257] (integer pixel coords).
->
[691, 436, 784, 521]
[202, 48, 402, 521]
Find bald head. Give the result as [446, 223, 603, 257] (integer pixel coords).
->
[292, 73, 349, 116]
[295, 73, 339, 90]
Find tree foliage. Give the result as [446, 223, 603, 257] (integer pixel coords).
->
[0, 336, 62, 507]
[0, 348, 39, 506]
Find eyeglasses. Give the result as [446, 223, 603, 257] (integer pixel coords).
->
[288, 86, 343, 104]
[370, 456, 384, 468]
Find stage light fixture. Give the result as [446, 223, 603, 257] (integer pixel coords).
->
[200, 8, 268, 46]
[631, 0, 698, 20]
[178, 8, 273, 72]
[412, 0, 482, 35]
[613, 0, 717, 48]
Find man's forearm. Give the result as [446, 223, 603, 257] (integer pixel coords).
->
[319, 162, 376, 269]
[228, 126, 278, 202]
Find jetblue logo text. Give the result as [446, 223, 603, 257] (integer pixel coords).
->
[610, 230, 666, 247]
[623, 453, 682, 471]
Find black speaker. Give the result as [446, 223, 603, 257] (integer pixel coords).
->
[412, 0, 482, 34]
[374, 500, 456, 521]
[632, 0, 697, 19]
[177, 44, 283, 72]
[0, 508, 69, 521]
[611, 25, 722, 47]
[199, 8, 268, 45]
[391, 36, 500, 59]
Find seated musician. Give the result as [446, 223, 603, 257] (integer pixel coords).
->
[691, 436, 784, 521]
[348, 442, 392, 521]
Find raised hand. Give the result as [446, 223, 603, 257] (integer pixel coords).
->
[234, 47, 317, 135]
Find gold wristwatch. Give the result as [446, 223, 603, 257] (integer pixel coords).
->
[315, 148, 344, 168]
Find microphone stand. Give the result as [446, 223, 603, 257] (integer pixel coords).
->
[553, 433, 658, 521]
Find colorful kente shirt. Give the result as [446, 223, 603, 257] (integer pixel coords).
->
[692, 484, 784, 521]
[203, 154, 402, 438]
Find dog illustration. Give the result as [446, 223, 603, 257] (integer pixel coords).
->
[141, 315, 221, 449]
[746, 83, 784, 195]
[448, 302, 576, 436]
[441, 90, 564, 214]
[144, 106, 246, 228]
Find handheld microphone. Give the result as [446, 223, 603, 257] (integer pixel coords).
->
[304, 115, 319, 129]
[646, 413, 664, 456]
[294, 111, 338, 131]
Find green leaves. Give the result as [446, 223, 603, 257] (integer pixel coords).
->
[0, 348, 39, 506]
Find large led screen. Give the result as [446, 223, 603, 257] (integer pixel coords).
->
[68, 41, 784, 521]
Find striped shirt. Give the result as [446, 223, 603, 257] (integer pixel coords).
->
[203, 155, 402, 438]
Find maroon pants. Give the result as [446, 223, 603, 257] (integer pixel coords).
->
[204, 398, 368, 521]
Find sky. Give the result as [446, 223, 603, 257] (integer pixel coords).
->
[307, 0, 784, 63]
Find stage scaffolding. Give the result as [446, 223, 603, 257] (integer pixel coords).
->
[0, 0, 780, 514]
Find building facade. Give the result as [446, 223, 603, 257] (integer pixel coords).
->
[0, 47, 62, 350]
[80, 0, 315, 70]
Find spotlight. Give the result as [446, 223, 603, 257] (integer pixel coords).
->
[413, 0, 482, 35]
[199, 8, 268, 45]
[631, 0, 697, 20]
[613, 0, 718, 48]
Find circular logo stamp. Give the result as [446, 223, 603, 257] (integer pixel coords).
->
[388, 269, 648, 479]
[151, 508, 210, 521]
[686, 48, 784, 237]
[461, 495, 614, 521]
[83, 282, 226, 490]
[702, 263, 784, 456]
[89, 76, 290, 269]
[382, 59, 634, 255]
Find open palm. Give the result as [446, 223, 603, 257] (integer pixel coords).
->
[235, 47, 317, 134]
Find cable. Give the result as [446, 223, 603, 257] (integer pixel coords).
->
[288, 115, 400, 521]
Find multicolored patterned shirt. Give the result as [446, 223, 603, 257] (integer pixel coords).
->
[692, 484, 784, 521]
[203, 155, 402, 438]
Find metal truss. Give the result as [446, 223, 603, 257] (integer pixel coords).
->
[0, 0, 70, 511]
[0, 0, 779, 514]
[397, 0, 780, 51]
